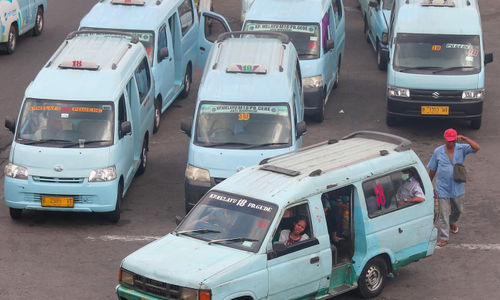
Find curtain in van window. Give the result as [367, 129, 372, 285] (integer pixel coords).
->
[134, 58, 151, 104]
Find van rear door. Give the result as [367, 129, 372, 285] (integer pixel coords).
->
[198, 10, 231, 69]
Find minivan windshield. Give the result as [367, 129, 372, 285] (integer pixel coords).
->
[16, 99, 114, 148]
[393, 33, 481, 74]
[176, 190, 278, 252]
[80, 28, 155, 64]
[194, 102, 292, 149]
[244, 21, 320, 59]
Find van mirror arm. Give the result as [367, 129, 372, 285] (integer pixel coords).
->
[484, 53, 493, 65]
[341, 130, 412, 152]
[158, 47, 169, 62]
[5, 118, 15, 134]
[119, 121, 132, 138]
[325, 40, 335, 52]
[296, 121, 307, 138]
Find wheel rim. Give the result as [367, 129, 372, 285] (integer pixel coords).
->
[37, 13, 43, 32]
[365, 264, 383, 291]
[141, 145, 147, 168]
[184, 72, 190, 93]
[154, 104, 160, 128]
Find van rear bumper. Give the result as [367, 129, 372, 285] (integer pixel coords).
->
[4, 176, 118, 212]
[387, 97, 483, 119]
[304, 87, 325, 112]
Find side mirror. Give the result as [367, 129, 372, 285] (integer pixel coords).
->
[5, 118, 16, 134]
[175, 215, 183, 225]
[180, 119, 193, 137]
[325, 39, 335, 52]
[119, 121, 131, 138]
[158, 47, 169, 62]
[485, 53, 493, 65]
[368, 0, 379, 9]
[296, 121, 307, 138]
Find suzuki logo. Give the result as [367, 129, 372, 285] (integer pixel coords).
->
[432, 92, 440, 99]
[54, 165, 63, 172]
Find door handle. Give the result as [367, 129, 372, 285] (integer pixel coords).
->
[310, 256, 320, 264]
[200, 47, 206, 51]
[398, 228, 403, 234]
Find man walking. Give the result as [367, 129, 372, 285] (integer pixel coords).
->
[428, 128, 480, 247]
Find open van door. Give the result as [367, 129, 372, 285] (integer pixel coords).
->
[198, 10, 231, 69]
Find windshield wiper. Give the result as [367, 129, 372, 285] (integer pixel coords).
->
[432, 66, 477, 74]
[243, 142, 289, 149]
[201, 142, 253, 148]
[397, 66, 441, 72]
[208, 237, 258, 245]
[174, 229, 221, 236]
[62, 140, 110, 148]
[20, 139, 73, 145]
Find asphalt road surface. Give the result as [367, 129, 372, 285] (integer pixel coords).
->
[0, 0, 499, 299]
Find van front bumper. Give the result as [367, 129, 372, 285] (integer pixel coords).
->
[387, 96, 483, 119]
[117, 284, 164, 300]
[4, 176, 118, 212]
[304, 86, 325, 112]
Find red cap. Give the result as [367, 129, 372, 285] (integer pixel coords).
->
[444, 128, 457, 142]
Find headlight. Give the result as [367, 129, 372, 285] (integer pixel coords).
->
[119, 268, 134, 286]
[462, 89, 484, 100]
[185, 165, 210, 182]
[387, 86, 410, 98]
[382, 32, 388, 44]
[4, 163, 28, 179]
[302, 75, 323, 89]
[180, 288, 211, 300]
[89, 166, 117, 182]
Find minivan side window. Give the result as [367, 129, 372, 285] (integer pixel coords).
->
[362, 167, 425, 218]
[158, 25, 169, 62]
[178, 0, 194, 35]
[118, 95, 128, 139]
[134, 57, 151, 104]
[273, 203, 313, 249]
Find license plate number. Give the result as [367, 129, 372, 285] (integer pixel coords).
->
[421, 106, 449, 115]
[41, 196, 74, 207]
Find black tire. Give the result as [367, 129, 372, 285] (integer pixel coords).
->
[314, 98, 325, 123]
[136, 137, 148, 176]
[9, 208, 23, 220]
[6, 24, 18, 54]
[377, 43, 387, 71]
[33, 7, 44, 36]
[364, 18, 370, 43]
[108, 182, 123, 223]
[178, 66, 192, 99]
[470, 117, 481, 130]
[333, 64, 340, 89]
[386, 113, 399, 127]
[358, 257, 388, 298]
[153, 98, 161, 133]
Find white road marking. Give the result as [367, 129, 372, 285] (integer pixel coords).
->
[444, 243, 500, 250]
[87, 235, 163, 242]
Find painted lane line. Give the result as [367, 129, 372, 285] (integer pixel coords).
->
[445, 243, 500, 250]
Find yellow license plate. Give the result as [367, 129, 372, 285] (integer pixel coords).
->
[41, 196, 74, 207]
[421, 106, 449, 115]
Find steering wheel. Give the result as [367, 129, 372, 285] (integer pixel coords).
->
[209, 128, 233, 139]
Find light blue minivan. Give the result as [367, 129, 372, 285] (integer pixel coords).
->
[80, 0, 199, 133]
[116, 131, 437, 300]
[0, 0, 47, 54]
[242, 0, 345, 122]
[4, 30, 155, 222]
[181, 31, 306, 212]
[386, 0, 493, 129]
[358, 0, 393, 70]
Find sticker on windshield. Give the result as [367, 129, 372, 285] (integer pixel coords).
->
[468, 48, 479, 56]
[29, 106, 61, 111]
[310, 36, 318, 41]
[238, 113, 250, 121]
[72, 107, 103, 113]
[445, 43, 473, 49]
[308, 41, 318, 49]
[206, 192, 277, 216]
[432, 45, 441, 51]
[256, 219, 269, 229]
[241, 241, 254, 248]
[201, 104, 289, 117]
[247, 23, 317, 34]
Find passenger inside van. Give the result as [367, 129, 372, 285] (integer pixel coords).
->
[393, 169, 425, 207]
[279, 215, 309, 246]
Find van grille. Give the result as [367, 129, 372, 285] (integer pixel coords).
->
[133, 274, 181, 299]
[32, 176, 85, 184]
[409, 89, 463, 102]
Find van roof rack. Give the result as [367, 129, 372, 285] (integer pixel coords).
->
[46, 30, 139, 69]
[212, 31, 290, 72]
[341, 130, 412, 152]
[110, 0, 145, 6]
[421, 0, 455, 7]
